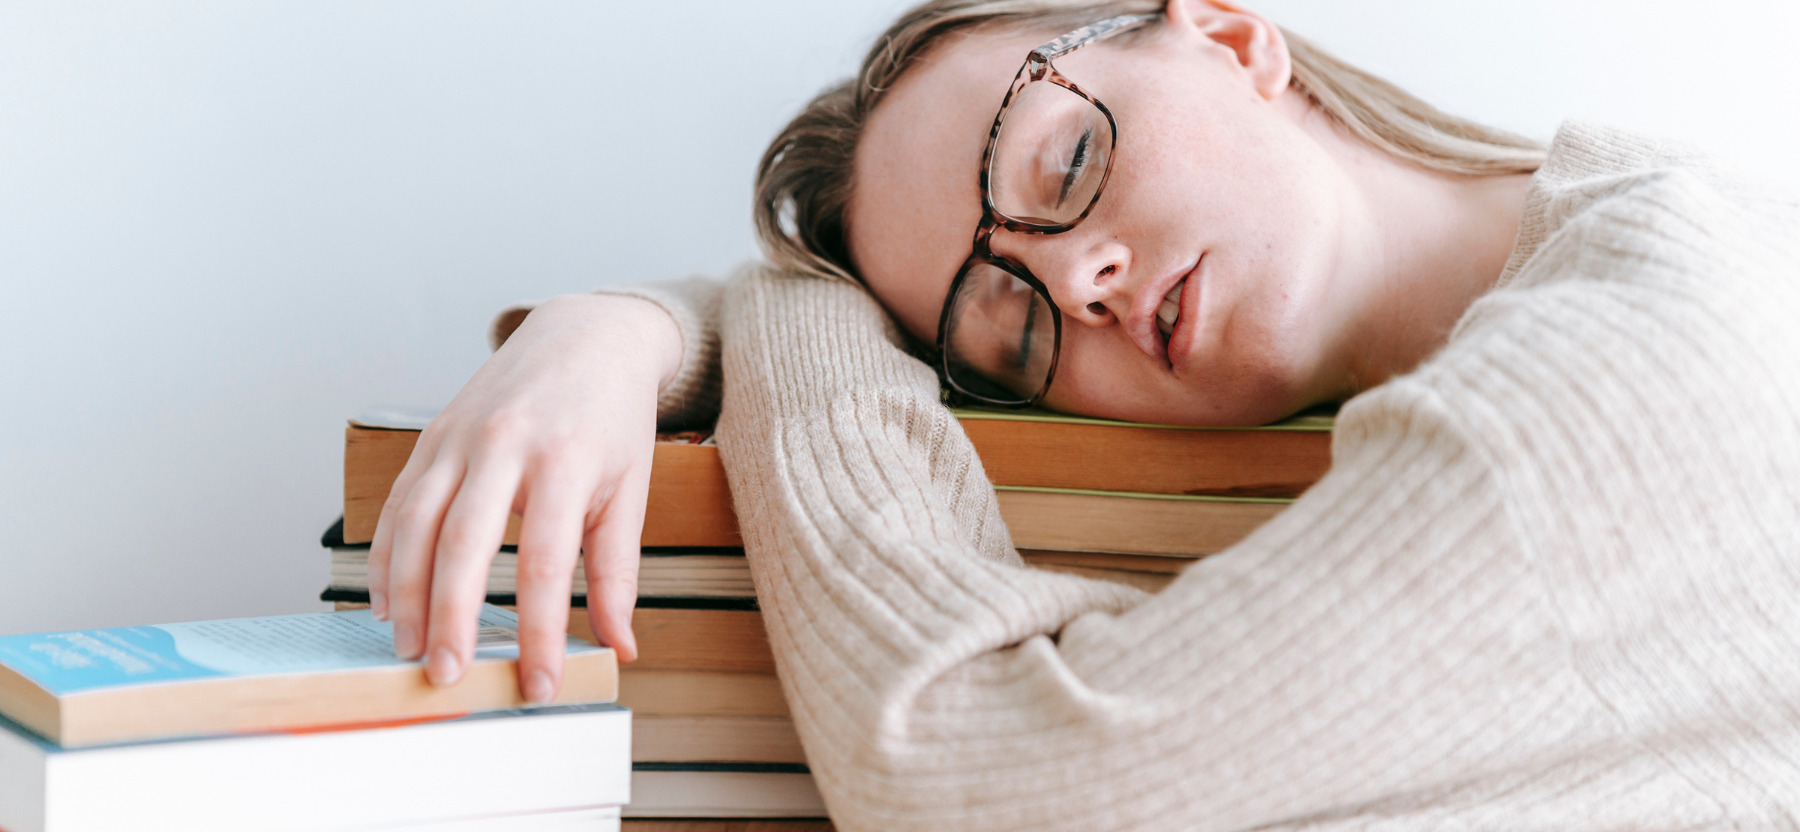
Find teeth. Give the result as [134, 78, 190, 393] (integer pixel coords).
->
[1155, 279, 1183, 341]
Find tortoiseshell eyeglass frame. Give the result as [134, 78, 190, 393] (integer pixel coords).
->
[933, 12, 1160, 408]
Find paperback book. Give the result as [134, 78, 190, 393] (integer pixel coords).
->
[0, 605, 616, 748]
[0, 703, 629, 832]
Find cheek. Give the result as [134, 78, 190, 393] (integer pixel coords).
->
[1181, 247, 1333, 423]
[1116, 103, 1339, 418]
[1196, 158, 1342, 415]
[1122, 115, 1328, 261]
[864, 267, 957, 352]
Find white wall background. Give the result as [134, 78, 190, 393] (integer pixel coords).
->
[2, 0, 1796, 635]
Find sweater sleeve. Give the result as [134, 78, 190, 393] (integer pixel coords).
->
[488, 274, 726, 430]
[714, 265, 1624, 831]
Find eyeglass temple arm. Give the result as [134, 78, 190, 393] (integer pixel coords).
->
[1031, 12, 1159, 62]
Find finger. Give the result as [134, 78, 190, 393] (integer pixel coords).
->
[582, 463, 651, 664]
[368, 429, 445, 621]
[511, 465, 589, 704]
[385, 461, 464, 661]
[423, 452, 525, 687]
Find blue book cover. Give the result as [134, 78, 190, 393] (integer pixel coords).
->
[0, 605, 591, 697]
[0, 604, 615, 748]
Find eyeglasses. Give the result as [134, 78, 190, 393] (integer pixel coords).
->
[933, 13, 1158, 407]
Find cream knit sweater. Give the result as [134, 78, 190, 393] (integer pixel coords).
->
[597, 123, 1800, 829]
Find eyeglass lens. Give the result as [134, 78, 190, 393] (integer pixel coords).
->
[946, 79, 1112, 403]
[989, 81, 1114, 227]
[943, 261, 1060, 403]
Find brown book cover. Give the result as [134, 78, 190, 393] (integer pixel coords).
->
[345, 424, 736, 548]
[956, 406, 1331, 498]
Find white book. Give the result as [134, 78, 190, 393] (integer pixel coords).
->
[0, 704, 629, 832]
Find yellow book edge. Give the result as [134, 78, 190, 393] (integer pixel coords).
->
[950, 403, 1336, 432]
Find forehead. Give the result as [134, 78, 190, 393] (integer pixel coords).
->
[848, 29, 1047, 343]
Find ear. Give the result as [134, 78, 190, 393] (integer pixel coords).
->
[1163, 0, 1293, 101]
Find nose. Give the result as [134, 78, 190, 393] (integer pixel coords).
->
[989, 227, 1130, 327]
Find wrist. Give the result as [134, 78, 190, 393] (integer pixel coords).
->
[534, 293, 686, 393]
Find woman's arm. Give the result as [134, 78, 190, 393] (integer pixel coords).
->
[716, 265, 1585, 831]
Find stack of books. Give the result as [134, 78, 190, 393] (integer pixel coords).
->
[326, 405, 1333, 826]
[0, 605, 627, 831]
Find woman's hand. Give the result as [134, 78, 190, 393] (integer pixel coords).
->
[366, 293, 683, 703]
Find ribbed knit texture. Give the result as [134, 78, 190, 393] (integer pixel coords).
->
[611, 123, 1800, 828]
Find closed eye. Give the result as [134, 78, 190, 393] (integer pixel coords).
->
[1057, 127, 1092, 207]
[1016, 290, 1042, 372]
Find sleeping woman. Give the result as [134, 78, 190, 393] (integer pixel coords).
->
[365, 0, 1800, 827]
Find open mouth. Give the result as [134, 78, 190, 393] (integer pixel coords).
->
[1154, 275, 1185, 347]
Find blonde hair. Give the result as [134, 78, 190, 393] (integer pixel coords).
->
[754, 0, 1546, 284]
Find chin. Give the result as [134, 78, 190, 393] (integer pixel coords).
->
[1042, 372, 1306, 427]
[1038, 330, 1318, 426]
[1210, 364, 1320, 425]
[1172, 366, 1318, 427]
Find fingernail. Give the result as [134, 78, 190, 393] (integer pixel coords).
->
[393, 623, 417, 660]
[371, 591, 388, 620]
[427, 647, 463, 687]
[523, 669, 555, 705]
[616, 614, 638, 663]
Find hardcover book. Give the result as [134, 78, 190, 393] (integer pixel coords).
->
[321, 519, 1182, 602]
[626, 763, 827, 819]
[341, 405, 1329, 556]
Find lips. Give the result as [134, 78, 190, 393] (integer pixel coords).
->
[1133, 253, 1201, 372]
